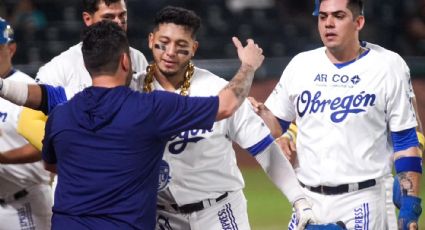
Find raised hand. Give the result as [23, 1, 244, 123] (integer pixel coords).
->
[232, 37, 264, 71]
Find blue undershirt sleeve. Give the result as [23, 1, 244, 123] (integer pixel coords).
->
[39, 84, 68, 115]
[246, 134, 274, 156]
[391, 128, 419, 152]
[277, 118, 291, 133]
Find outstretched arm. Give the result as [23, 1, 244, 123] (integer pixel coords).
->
[0, 78, 42, 109]
[248, 96, 299, 166]
[255, 141, 316, 229]
[248, 96, 283, 138]
[0, 143, 41, 164]
[0, 108, 47, 164]
[216, 37, 264, 120]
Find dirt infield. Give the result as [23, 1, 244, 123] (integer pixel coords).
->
[237, 78, 425, 168]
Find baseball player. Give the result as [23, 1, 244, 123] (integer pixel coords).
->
[134, 6, 315, 230]
[267, 40, 425, 229]
[264, 0, 422, 229]
[34, 0, 148, 97]
[0, 18, 52, 230]
[41, 20, 265, 230]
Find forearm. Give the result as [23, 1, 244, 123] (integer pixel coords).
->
[0, 78, 42, 108]
[217, 64, 255, 120]
[255, 141, 304, 203]
[0, 144, 41, 164]
[394, 147, 422, 197]
[257, 108, 282, 138]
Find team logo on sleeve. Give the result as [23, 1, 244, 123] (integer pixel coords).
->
[158, 160, 171, 191]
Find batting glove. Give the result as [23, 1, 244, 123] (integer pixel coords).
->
[398, 195, 422, 230]
[293, 198, 317, 230]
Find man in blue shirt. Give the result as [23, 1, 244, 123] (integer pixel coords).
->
[39, 21, 264, 229]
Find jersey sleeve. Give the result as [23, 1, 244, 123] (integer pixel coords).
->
[393, 54, 415, 99]
[227, 99, 273, 155]
[265, 58, 297, 122]
[39, 84, 68, 115]
[151, 91, 219, 139]
[17, 107, 47, 151]
[386, 65, 417, 132]
[130, 47, 149, 74]
[35, 55, 66, 86]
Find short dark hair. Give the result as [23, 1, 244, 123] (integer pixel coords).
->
[317, 0, 364, 18]
[347, 0, 364, 17]
[82, 0, 125, 14]
[82, 20, 129, 77]
[153, 6, 201, 38]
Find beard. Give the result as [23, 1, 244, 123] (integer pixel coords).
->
[158, 60, 191, 79]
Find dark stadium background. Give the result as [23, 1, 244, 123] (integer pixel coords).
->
[1, 0, 424, 229]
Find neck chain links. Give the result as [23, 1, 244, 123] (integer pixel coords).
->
[355, 46, 364, 62]
[143, 62, 194, 96]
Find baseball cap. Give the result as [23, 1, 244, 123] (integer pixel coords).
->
[0, 18, 14, 45]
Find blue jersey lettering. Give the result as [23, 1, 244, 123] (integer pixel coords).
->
[168, 128, 213, 154]
[297, 90, 376, 123]
[0, 112, 7, 122]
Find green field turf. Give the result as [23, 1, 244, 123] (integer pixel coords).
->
[242, 167, 425, 230]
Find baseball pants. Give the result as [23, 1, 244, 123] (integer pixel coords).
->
[156, 190, 250, 230]
[383, 174, 397, 230]
[289, 177, 387, 230]
[0, 183, 53, 230]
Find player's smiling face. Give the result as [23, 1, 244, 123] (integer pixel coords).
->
[83, 0, 127, 31]
[149, 23, 198, 79]
[318, 0, 364, 52]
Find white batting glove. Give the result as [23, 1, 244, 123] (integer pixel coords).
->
[294, 198, 317, 230]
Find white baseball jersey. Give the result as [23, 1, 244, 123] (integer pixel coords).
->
[35, 42, 148, 99]
[265, 47, 417, 187]
[0, 70, 51, 197]
[365, 41, 416, 100]
[134, 67, 271, 206]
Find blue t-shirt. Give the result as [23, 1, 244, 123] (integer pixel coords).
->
[42, 86, 218, 229]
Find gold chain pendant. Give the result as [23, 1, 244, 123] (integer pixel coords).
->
[143, 62, 194, 96]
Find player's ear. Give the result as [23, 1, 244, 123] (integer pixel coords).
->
[148, 33, 154, 50]
[82, 12, 93, 27]
[192, 41, 199, 57]
[355, 15, 365, 31]
[121, 52, 131, 73]
[7, 42, 17, 57]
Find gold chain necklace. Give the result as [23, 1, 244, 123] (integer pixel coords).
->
[355, 47, 364, 62]
[143, 62, 194, 96]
